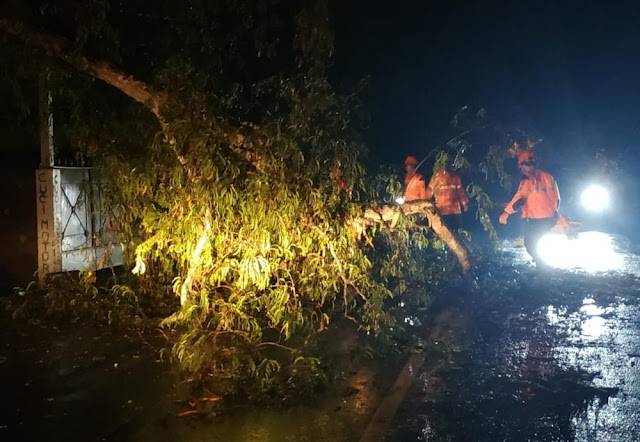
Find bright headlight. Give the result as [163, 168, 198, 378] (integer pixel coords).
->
[580, 184, 609, 212]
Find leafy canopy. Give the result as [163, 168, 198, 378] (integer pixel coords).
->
[1, 0, 519, 398]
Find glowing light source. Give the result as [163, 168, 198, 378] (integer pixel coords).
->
[536, 231, 623, 272]
[580, 184, 610, 212]
[395, 196, 405, 205]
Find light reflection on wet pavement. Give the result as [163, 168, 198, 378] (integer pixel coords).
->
[387, 233, 640, 441]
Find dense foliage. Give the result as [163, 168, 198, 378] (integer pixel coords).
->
[1, 0, 518, 399]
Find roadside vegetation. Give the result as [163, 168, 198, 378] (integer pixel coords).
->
[1, 0, 523, 405]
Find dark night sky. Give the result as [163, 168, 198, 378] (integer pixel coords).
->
[332, 0, 640, 169]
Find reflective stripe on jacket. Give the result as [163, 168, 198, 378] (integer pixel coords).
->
[504, 169, 560, 219]
[426, 170, 468, 215]
[404, 173, 429, 201]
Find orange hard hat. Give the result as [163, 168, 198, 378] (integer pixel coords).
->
[404, 155, 419, 166]
[517, 150, 536, 165]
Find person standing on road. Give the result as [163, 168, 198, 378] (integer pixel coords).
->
[499, 150, 560, 264]
[403, 155, 429, 202]
[426, 165, 469, 229]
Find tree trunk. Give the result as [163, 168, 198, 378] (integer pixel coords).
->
[0, 17, 166, 121]
[0, 16, 261, 167]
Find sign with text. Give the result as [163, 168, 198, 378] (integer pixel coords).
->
[36, 168, 62, 279]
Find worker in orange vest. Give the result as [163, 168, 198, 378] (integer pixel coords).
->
[403, 155, 429, 202]
[499, 150, 560, 264]
[426, 165, 469, 228]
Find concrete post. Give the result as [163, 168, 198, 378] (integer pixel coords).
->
[36, 76, 62, 280]
[39, 77, 54, 169]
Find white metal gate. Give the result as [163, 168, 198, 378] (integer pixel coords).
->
[36, 166, 122, 278]
[59, 167, 122, 271]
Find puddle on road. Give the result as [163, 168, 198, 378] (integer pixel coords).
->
[387, 233, 640, 441]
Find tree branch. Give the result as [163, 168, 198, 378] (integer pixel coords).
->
[352, 201, 471, 272]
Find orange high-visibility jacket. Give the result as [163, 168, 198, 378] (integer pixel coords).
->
[504, 169, 560, 219]
[426, 170, 468, 215]
[404, 173, 429, 201]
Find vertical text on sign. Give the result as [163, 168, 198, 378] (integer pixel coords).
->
[36, 169, 62, 279]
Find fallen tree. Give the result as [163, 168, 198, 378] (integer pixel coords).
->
[1, 12, 472, 284]
[1, 1, 495, 401]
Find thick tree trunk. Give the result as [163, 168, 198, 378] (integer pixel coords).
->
[0, 17, 166, 121]
[355, 200, 471, 272]
[0, 16, 260, 166]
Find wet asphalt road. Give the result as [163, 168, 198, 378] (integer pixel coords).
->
[388, 233, 640, 441]
[2, 232, 639, 442]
